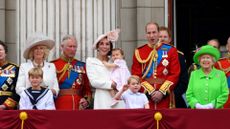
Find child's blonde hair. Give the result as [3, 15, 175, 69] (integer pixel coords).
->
[28, 67, 43, 78]
[127, 75, 140, 84]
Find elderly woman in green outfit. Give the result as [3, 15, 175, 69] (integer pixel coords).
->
[186, 45, 229, 109]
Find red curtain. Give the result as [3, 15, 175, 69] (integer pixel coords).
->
[0, 109, 229, 129]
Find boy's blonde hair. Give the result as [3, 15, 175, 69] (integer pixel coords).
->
[28, 67, 43, 78]
[127, 75, 140, 84]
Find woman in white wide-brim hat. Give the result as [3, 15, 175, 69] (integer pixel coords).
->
[16, 32, 59, 96]
[86, 29, 125, 109]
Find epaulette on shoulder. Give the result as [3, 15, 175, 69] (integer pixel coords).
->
[162, 43, 174, 47]
[136, 44, 147, 50]
[76, 60, 85, 66]
[218, 57, 227, 61]
[177, 50, 184, 55]
[50, 58, 59, 63]
[8, 62, 19, 67]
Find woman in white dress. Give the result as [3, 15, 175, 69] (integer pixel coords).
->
[16, 32, 59, 96]
[86, 29, 125, 109]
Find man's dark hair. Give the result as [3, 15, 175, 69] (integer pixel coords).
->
[0, 40, 8, 53]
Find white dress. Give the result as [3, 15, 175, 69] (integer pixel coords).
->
[86, 57, 125, 109]
[16, 60, 59, 96]
[19, 88, 55, 110]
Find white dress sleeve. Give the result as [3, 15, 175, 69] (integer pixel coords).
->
[47, 63, 59, 96]
[16, 64, 27, 96]
[113, 59, 125, 68]
[52, 65, 59, 95]
[86, 57, 112, 90]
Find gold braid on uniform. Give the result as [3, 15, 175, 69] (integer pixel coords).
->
[159, 80, 173, 95]
[217, 61, 230, 74]
[135, 48, 158, 79]
[56, 64, 72, 81]
[168, 90, 175, 108]
[57, 55, 74, 81]
[135, 49, 153, 64]
[4, 98, 17, 109]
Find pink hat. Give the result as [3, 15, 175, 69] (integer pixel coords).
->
[93, 29, 120, 49]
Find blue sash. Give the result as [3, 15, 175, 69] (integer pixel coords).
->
[227, 77, 230, 88]
[0, 65, 16, 88]
[144, 44, 172, 78]
[0, 77, 7, 88]
[60, 61, 85, 89]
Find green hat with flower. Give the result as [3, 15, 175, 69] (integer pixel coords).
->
[193, 45, 220, 64]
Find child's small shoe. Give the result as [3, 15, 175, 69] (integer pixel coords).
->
[110, 99, 119, 107]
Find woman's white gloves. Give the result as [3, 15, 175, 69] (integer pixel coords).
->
[195, 103, 214, 109]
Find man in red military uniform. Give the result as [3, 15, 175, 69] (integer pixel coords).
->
[131, 22, 180, 109]
[215, 37, 230, 108]
[52, 35, 92, 110]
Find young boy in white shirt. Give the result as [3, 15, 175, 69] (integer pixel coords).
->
[19, 67, 55, 110]
[113, 75, 149, 109]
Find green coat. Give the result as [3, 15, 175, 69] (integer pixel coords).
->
[186, 67, 229, 109]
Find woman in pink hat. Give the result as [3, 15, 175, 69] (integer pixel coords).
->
[16, 33, 59, 97]
[86, 29, 125, 109]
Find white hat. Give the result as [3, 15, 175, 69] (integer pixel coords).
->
[93, 29, 120, 49]
[23, 32, 55, 59]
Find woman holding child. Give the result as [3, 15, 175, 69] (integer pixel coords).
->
[86, 29, 127, 109]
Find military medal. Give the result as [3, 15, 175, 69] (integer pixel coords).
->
[2, 84, 9, 91]
[1, 70, 15, 77]
[162, 49, 168, 58]
[72, 82, 76, 88]
[163, 68, 168, 75]
[162, 59, 169, 67]
[76, 75, 82, 85]
[74, 65, 84, 85]
[7, 77, 13, 85]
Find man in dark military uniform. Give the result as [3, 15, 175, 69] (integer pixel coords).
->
[0, 40, 19, 110]
[52, 35, 92, 110]
[159, 26, 189, 108]
[215, 37, 230, 108]
[132, 22, 180, 109]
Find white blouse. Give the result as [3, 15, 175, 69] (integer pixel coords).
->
[16, 60, 59, 96]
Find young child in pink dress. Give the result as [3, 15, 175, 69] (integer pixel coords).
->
[103, 48, 131, 106]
